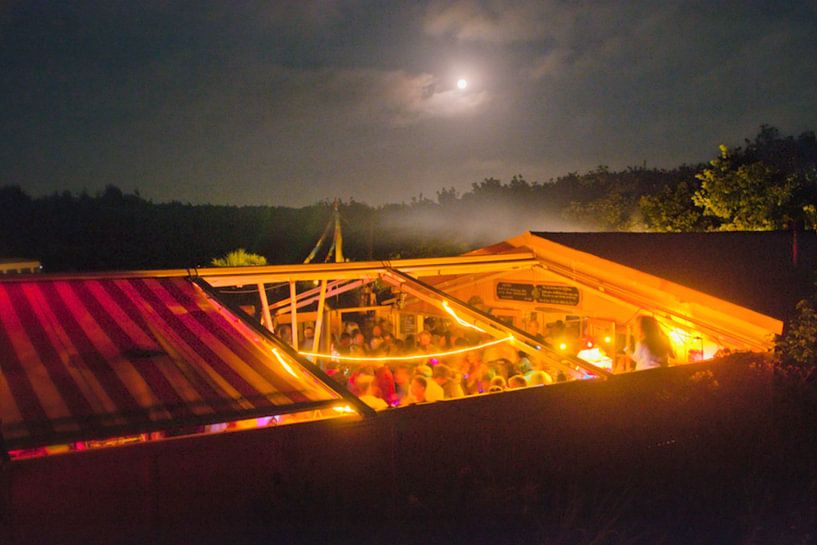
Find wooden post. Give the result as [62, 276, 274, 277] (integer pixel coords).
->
[257, 283, 273, 332]
[313, 279, 328, 357]
[289, 280, 299, 350]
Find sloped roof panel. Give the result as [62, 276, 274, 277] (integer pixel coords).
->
[0, 277, 342, 450]
[531, 231, 816, 321]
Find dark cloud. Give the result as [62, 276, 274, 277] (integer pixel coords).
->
[1, 1, 815, 206]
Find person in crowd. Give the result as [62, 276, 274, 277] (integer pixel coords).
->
[417, 330, 439, 354]
[301, 325, 315, 351]
[432, 364, 464, 399]
[525, 319, 545, 342]
[276, 324, 293, 345]
[409, 375, 430, 403]
[413, 365, 444, 402]
[350, 330, 367, 354]
[381, 332, 395, 353]
[392, 364, 413, 404]
[483, 339, 518, 379]
[335, 332, 352, 355]
[355, 374, 388, 410]
[545, 320, 566, 346]
[458, 349, 490, 395]
[392, 338, 405, 355]
[515, 350, 533, 375]
[369, 352, 397, 406]
[526, 370, 554, 386]
[348, 365, 374, 396]
[403, 334, 417, 353]
[507, 375, 528, 389]
[489, 376, 507, 391]
[630, 315, 674, 370]
[369, 335, 384, 353]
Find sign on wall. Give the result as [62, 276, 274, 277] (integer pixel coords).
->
[495, 282, 580, 306]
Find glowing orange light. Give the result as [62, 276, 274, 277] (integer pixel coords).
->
[442, 300, 485, 332]
[604, 336, 612, 344]
[333, 405, 356, 414]
[300, 335, 514, 362]
[559, 342, 567, 351]
[272, 348, 299, 378]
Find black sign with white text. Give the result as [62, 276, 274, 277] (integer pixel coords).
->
[496, 282, 580, 306]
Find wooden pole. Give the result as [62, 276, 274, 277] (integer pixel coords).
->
[333, 200, 344, 263]
[313, 279, 328, 357]
[289, 280, 299, 350]
[257, 283, 273, 332]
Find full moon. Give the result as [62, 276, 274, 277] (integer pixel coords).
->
[457, 78, 468, 90]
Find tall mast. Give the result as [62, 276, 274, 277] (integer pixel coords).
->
[333, 199, 344, 263]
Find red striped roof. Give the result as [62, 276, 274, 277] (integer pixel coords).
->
[0, 276, 342, 450]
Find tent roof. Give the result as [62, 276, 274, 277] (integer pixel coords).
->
[0, 276, 347, 451]
[530, 231, 816, 322]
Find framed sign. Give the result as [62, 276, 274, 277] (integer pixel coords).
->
[496, 282, 580, 306]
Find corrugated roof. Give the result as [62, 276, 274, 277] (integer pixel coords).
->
[531, 231, 816, 322]
[0, 276, 343, 450]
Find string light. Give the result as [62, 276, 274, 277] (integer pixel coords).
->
[272, 348, 299, 378]
[441, 300, 486, 332]
[299, 335, 515, 362]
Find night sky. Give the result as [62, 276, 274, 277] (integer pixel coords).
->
[2, 1, 816, 207]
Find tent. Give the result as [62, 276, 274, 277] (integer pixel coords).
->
[0, 232, 786, 456]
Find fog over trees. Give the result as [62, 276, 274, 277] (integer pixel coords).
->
[2, 126, 815, 272]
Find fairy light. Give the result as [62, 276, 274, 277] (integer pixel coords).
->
[441, 300, 486, 332]
[272, 347, 299, 378]
[299, 335, 515, 362]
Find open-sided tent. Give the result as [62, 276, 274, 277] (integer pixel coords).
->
[0, 232, 787, 455]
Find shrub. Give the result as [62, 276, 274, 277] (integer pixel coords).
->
[776, 298, 817, 366]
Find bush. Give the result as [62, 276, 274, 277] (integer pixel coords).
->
[776, 298, 817, 366]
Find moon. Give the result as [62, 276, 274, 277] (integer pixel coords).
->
[457, 78, 468, 90]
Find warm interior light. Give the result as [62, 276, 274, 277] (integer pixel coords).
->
[300, 335, 514, 362]
[559, 342, 567, 351]
[442, 300, 485, 332]
[604, 336, 612, 344]
[272, 348, 299, 378]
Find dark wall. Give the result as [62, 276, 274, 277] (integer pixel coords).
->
[1, 360, 773, 545]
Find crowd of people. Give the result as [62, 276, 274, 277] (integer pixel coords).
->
[281, 316, 564, 410]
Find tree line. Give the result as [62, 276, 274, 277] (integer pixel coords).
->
[1, 125, 815, 272]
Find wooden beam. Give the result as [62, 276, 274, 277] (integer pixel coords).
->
[313, 279, 328, 357]
[257, 283, 273, 332]
[198, 253, 538, 287]
[289, 280, 298, 350]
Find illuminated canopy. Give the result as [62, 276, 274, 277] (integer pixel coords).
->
[0, 276, 360, 451]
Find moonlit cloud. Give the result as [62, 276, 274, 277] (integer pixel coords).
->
[1, 1, 815, 206]
[173, 64, 488, 129]
[527, 48, 574, 80]
[424, 0, 549, 43]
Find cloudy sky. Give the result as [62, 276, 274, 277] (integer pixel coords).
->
[1, 1, 816, 206]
